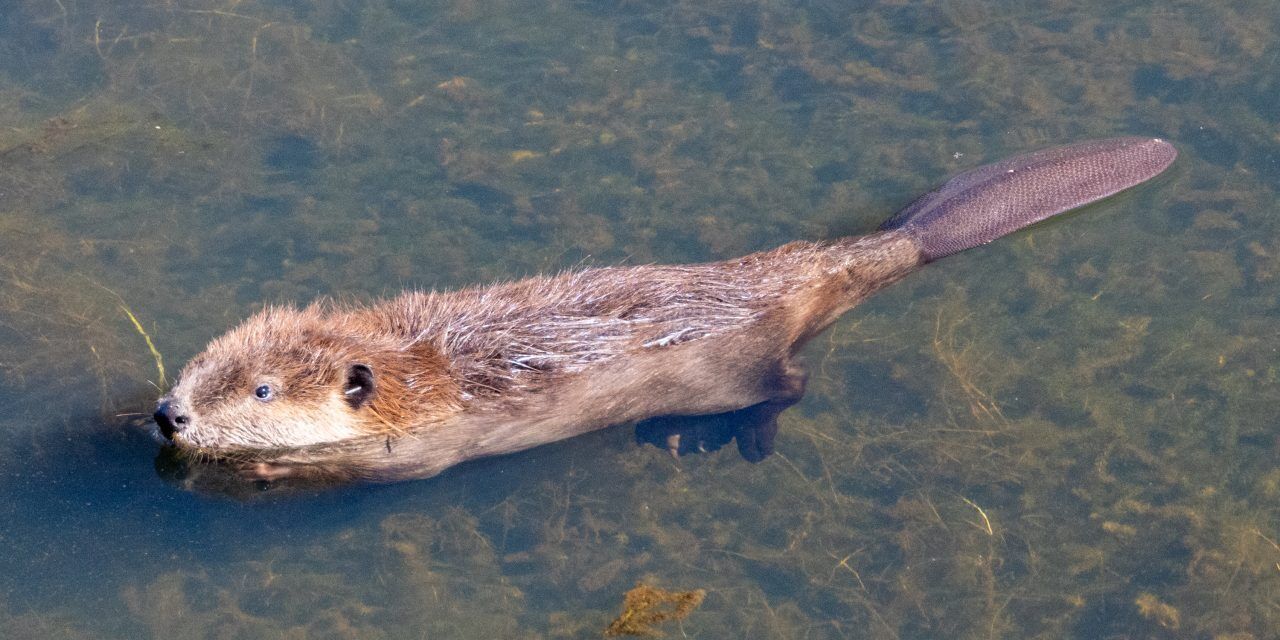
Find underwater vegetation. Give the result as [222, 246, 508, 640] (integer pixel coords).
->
[605, 583, 706, 636]
[0, 0, 1276, 638]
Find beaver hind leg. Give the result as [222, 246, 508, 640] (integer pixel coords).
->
[636, 360, 808, 463]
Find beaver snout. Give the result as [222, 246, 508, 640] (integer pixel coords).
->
[153, 400, 190, 441]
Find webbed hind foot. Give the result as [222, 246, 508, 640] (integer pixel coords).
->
[636, 359, 807, 463]
[635, 398, 798, 463]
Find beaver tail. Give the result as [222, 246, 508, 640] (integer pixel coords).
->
[879, 137, 1177, 263]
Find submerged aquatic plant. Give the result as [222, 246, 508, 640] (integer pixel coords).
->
[605, 583, 706, 637]
[0, 0, 1278, 638]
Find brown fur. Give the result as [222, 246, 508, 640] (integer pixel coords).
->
[156, 136, 1178, 487]
[157, 230, 921, 480]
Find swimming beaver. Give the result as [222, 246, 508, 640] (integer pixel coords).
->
[154, 137, 1176, 484]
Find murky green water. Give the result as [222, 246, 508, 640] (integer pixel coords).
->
[1, 0, 1277, 637]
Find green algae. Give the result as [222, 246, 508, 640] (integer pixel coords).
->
[0, 0, 1278, 638]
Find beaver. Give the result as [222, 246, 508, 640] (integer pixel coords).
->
[153, 137, 1176, 485]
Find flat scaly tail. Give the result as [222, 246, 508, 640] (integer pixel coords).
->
[879, 137, 1177, 262]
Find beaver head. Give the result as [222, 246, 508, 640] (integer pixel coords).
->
[153, 305, 460, 452]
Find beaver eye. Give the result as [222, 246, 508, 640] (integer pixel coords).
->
[254, 384, 274, 401]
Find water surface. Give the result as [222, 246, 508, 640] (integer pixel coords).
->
[1, 0, 1277, 637]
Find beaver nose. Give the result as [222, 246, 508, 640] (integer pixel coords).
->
[153, 401, 190, 441]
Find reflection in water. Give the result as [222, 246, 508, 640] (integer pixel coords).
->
[153, 446, 305, 499]
[156, 402, 786, 500]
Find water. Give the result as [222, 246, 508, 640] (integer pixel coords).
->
[1, 0, 1277, 637]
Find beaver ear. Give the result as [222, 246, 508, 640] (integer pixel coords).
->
[343, 363, 376, 409]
